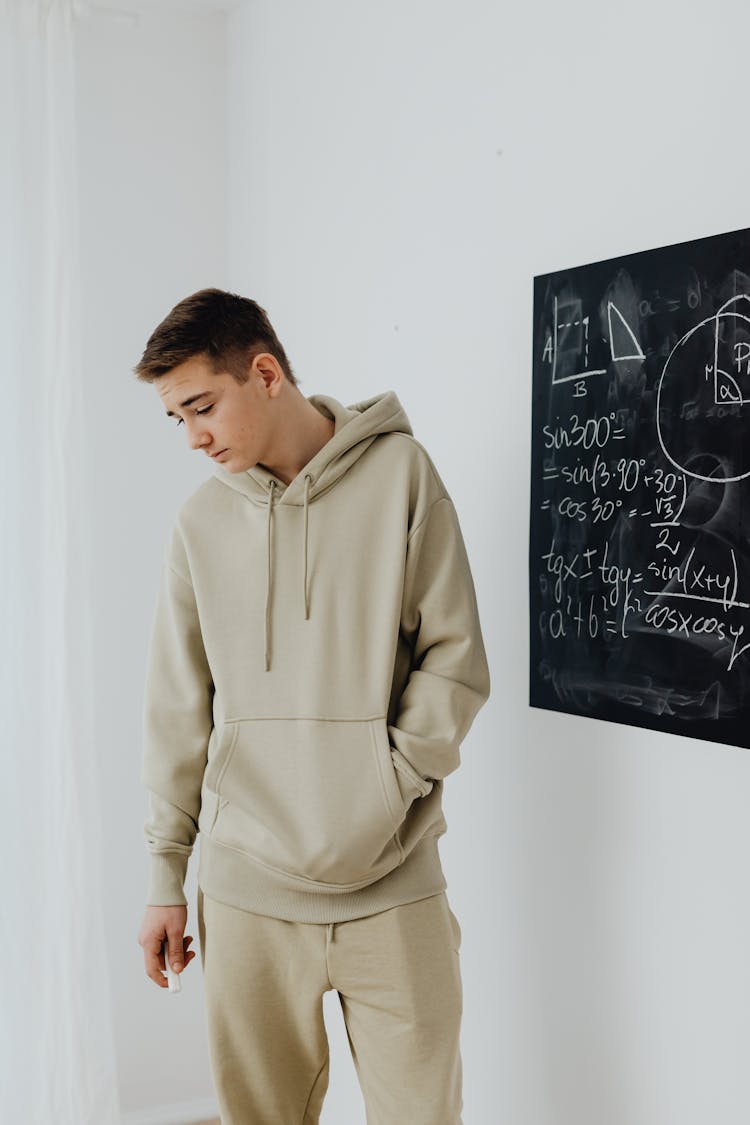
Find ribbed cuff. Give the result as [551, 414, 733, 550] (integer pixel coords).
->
[146, 851, 189, 906]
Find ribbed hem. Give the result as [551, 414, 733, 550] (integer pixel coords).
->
[146, 851, 190, 906]
[197, 832, 447, 923]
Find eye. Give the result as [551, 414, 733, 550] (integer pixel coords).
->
[174, 404, 213, 427]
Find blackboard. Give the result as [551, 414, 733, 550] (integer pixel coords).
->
[529, 226, 750, 749]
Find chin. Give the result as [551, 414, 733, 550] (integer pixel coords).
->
[223, 454, 251, 473]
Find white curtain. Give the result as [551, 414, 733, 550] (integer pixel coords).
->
[0, 1, 121, 1121]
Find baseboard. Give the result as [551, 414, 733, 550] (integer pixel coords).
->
[121, 1095, 219, 1125]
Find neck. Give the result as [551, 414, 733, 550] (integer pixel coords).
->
[260, 395, 335, 485]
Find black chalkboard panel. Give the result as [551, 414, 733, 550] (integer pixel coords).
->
[529, 226, 750, 749]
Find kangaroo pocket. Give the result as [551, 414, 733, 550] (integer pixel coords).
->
[210, 716, 409, 887]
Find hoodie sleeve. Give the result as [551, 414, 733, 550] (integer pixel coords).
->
[387, 495, 491, 785]
[140, 522, 214, 907]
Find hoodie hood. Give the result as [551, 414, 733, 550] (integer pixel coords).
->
[210, 390, 413, 670]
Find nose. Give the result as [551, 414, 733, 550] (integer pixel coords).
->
[185, 421, 211, 452]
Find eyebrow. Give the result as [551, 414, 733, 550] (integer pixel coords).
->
[165, 391, 213, 419]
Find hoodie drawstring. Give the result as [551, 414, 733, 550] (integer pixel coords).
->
[303, 473, 311, 620]
[263, 474, 313, 672]
[264, 480, 277, 672]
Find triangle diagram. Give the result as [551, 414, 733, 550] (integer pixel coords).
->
[608, 301, 645, 361]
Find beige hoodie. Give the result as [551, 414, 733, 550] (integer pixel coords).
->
[141, 390, 490, 922]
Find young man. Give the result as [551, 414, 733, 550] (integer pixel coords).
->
[135, 288, 491, 1125]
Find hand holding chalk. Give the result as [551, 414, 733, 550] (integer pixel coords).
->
[137, 906, 197, 990]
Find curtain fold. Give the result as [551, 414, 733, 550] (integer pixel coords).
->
[0, 1, 121, 1121]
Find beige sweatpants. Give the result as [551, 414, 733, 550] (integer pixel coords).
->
[196, 886, 464, 1125]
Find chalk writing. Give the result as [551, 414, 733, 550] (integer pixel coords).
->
[530, 227, 750, 748]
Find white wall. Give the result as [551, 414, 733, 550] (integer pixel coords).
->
[75, 0, 750, 1122]
[224, 3, 750, 1125]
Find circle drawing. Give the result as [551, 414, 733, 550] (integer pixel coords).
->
[656, 296, 750, 483]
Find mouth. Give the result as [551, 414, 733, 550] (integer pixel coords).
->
[209, 449, 228, 459]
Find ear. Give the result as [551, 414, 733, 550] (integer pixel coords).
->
[253, 353, 285, 397]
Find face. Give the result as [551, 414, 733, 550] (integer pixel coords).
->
[157, 353, 279, 472]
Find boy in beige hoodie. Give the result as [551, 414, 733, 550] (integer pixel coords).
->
[135, 289, 490, 1125]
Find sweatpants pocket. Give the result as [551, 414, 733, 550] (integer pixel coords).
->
[444, 895, 462, 953]
[211, 717, 408, 888]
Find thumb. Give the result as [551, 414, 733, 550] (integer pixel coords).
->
[167, 930, 184, 971]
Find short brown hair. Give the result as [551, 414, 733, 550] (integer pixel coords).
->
[132, 288, 299, 387]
